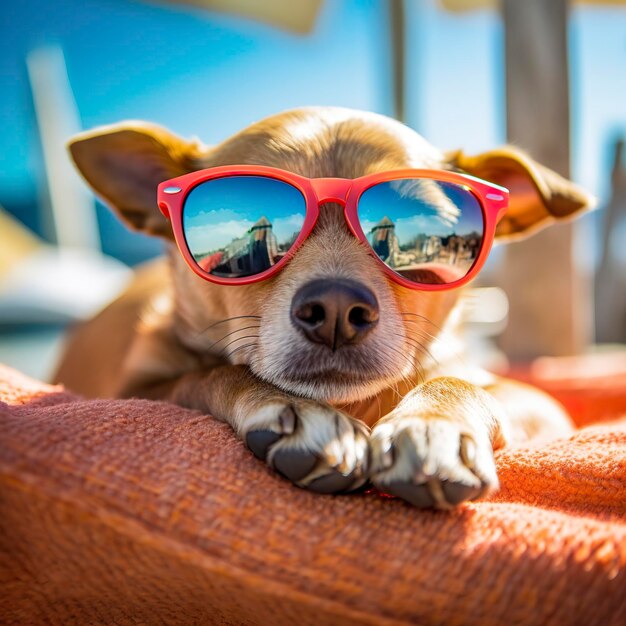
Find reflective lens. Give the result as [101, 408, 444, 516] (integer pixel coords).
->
[358, 178, 484, 285]
[182, 176, 306, 278]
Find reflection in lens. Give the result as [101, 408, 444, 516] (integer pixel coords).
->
[182, 176, 306, 278]
[358, 179, 484, 285]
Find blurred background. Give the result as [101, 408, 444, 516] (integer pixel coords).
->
[1, 0, 625, 381]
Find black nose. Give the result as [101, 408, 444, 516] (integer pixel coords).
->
[290, 279, 379, 350]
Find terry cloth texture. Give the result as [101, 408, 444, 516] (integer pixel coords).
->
[1, 363, 625, 626]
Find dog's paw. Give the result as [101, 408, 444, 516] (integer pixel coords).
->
[369, 415, 498, 509]
[243, 400, 370, 494]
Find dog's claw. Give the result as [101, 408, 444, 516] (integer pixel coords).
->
[246, 430, 281, 460]
[273, 448, 318, 482]
[460, 434, 476, 467]
[307, 470, 360, 494]
[278, 405, 296, 435]
[386, 481, 435, 508]
[441, 480, 482, 506]
[378, 439, 394, 470]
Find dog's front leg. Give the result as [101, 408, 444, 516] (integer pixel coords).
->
[136, 365, 370, 494]
[369, 377, 506, 509]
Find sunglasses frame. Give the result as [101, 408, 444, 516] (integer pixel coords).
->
[157, 165, 509, 291]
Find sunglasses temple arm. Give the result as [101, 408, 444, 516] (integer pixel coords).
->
[158, 201, 171, 219]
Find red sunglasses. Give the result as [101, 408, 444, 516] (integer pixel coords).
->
[157, 165, 508, 291]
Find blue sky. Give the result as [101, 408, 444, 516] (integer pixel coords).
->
[183, 175, 306, 255]
[1, 0, 625, 219]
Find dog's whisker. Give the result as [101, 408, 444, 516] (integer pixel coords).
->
[402, 330, 435, 351]
[224, 342, 258, 360]
[207, 325, 261, 351]
[399, 311, 441, 327]
[400, 312, 462, 346]
[386, 333, 431, 384]
[376, 336, 424, 390]
[403, 335, 440, 369]
[219, 335, 260, 355]
[404, 327, 441, 345]
[398, 327, 442, 365]
[392, 379, 402, 404]
[399, 313, 453, 339]
[400, 364, 423, 389]
[395, 329, 438, 364]
[197, 315, 262, 337]
[403, 319, 438, 339]
[375, 392, 383, 422]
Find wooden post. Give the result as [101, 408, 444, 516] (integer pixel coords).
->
[499, 0, 591, 359]
[596, 137, 626, 342]
[27, 46, 100, 251]
[389, 0, 406, 123]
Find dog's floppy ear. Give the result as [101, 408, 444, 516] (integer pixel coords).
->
[68, 122, 208, 238]
[447, 146, 596, 240]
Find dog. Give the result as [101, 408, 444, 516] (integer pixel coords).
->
[54, 107, 594, 508]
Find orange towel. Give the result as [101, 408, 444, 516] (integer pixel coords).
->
[1, 363, 625, 625]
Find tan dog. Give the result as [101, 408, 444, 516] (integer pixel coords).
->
[54, 107, 593, 508]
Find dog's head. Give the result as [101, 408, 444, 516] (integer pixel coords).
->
[69, 107, 593, 403]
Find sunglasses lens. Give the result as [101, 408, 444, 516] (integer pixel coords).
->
[182, 176, 306, 279]
[358, 178, 484, 285]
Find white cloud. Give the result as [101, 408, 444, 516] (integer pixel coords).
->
[272, 213, 305, 242]
[185, 218, 252, 254]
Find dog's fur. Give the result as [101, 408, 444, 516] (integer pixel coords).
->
[54, 107, 594, 507]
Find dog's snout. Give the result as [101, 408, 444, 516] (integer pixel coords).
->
[290, 279, 379, 350]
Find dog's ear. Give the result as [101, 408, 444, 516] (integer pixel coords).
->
[447, 146, 596, 240]
[68, 122, 208, 238]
